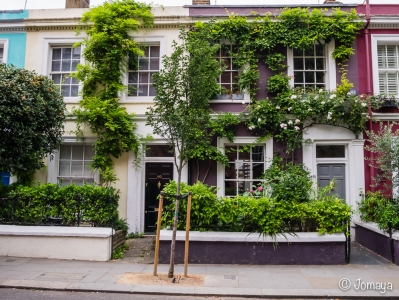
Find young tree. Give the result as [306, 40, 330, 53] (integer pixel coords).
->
[0, 64, 66, 184]
[365, 123, 399, 194]
[146, 28, 223, 278]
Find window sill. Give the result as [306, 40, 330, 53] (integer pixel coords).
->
[214, 94, 244, 100]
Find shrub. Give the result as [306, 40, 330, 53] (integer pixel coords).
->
[162, 181, 218, 230]
[358, 191, 399, 231]
[263, 157, 313, 203]
[1, 183, 119, 227]
[161, 181, 351, 235]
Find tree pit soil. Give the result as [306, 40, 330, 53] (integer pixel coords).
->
[116, 273, 205, 286]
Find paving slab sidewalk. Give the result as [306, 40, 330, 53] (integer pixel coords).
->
[0, 241, 398, 299]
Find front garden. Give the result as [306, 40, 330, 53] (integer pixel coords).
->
[162, 157, 351, 236]
[159, 158, 351, 265]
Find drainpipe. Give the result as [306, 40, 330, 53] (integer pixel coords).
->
[364, 0, 375, 192]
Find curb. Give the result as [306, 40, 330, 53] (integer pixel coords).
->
[2, 284, 399, 299]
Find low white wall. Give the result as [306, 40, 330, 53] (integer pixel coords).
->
[0, 225, 114, 261]
[353, 220, 399, 240]
[160, 230, 346, 243]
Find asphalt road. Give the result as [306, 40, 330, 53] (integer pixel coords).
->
[0, 288, 327, 300]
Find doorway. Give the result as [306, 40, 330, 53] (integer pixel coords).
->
[144, 162, 173, 233]
[317, 164, 346, 200]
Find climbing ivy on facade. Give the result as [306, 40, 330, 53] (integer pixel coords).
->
[73, 0, 154, 185]
[190, 8, 372, 152]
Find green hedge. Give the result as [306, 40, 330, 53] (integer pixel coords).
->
[358, 191, 399, 231]
[0, 183, 119, 227]
[162, 181, 351, 235]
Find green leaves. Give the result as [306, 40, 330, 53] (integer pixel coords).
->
[161, 180, 351, 235]
[247, 88, 370, 153]
[74, 0, 154, 185]
[365, 123, 399, 192]
[0, 64, 66, 184]
[2, 183, 119, 226]
[358, 192, 399, 231]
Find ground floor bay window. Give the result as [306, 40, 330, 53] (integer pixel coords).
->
[217, 137, 273, 197]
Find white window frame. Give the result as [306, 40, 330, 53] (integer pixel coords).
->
[42, 38, 84, 104]
[0, 39, 9, 64]
[216, 136, 273, 197]
[47, 137, 99, 185]
[287, 40, 336, 90]
[120, 36, 166, 103]
[371, 34, 399, 97]
[210, 42, 250, 103]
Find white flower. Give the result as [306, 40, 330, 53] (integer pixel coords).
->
[284, 127, 287, 130]
[295, 119, 300, 123]
[308, 108, 312, 111]
[288, 107, 292, 111]
[258, 118, 262, 122]
[294, 126, 300, 131]
[342, 112, 345, 115]
[280, 123, 287, 128]
[361, 103, 367, 107]
[249, 126, 254, 130]
[288, 120, 293, 125]
[330, 94, 336, 99]
[276, 106, 280, 110]
[314, 95, 319, 100]
[291, 95, 297, 99]
[319, 89, 323, 93]
[327, 112, 332, 120]
[242, 101, 246, 105]
[347, 92, 352, 96]
[321, 101, 325, 105]
[366, 115, 370, 119]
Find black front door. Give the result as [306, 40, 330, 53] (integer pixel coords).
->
[144, 162, 173, 233]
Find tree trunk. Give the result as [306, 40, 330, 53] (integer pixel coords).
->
[168, 166, 182, 278]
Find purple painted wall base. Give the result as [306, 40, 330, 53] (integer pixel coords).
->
[159, 240, 345, 265]
[355, 224, 398, 265]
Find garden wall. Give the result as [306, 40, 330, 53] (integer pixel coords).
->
[159, 230, 347, 265]
[0, 225, 113, 261]
[354, 220, 399, 266]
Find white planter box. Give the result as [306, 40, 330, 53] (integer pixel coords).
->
[0, 225, 114, 261]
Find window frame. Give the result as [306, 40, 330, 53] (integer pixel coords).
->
[0, 39, 9, 64]
[216, 136, 273, 197]
[42, 38, 84, 104]
[210, 43, 250, 103]
[371, 34, 399, 97]
[121, 36, 166, 103]
[49, 46, 82, 99]
[47, 137, 99, 185]
[287, 40, 336, 91]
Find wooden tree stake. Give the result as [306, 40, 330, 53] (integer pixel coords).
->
[184, 192, 192, 277]
[153, 191, 164, 276]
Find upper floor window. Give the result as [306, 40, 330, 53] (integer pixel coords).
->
[128, 45, 160, 97]
[0, 39, 8, 64]
[215, 45, 242, 99]
[50, 46, 81, 98]
[58, 144, 95, 186]
[293, 44, 326, 89]
[224, 145, 265, 196]
[377, 44, 399, 96]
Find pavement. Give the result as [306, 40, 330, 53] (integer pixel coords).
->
[0, 239, 399, 299]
